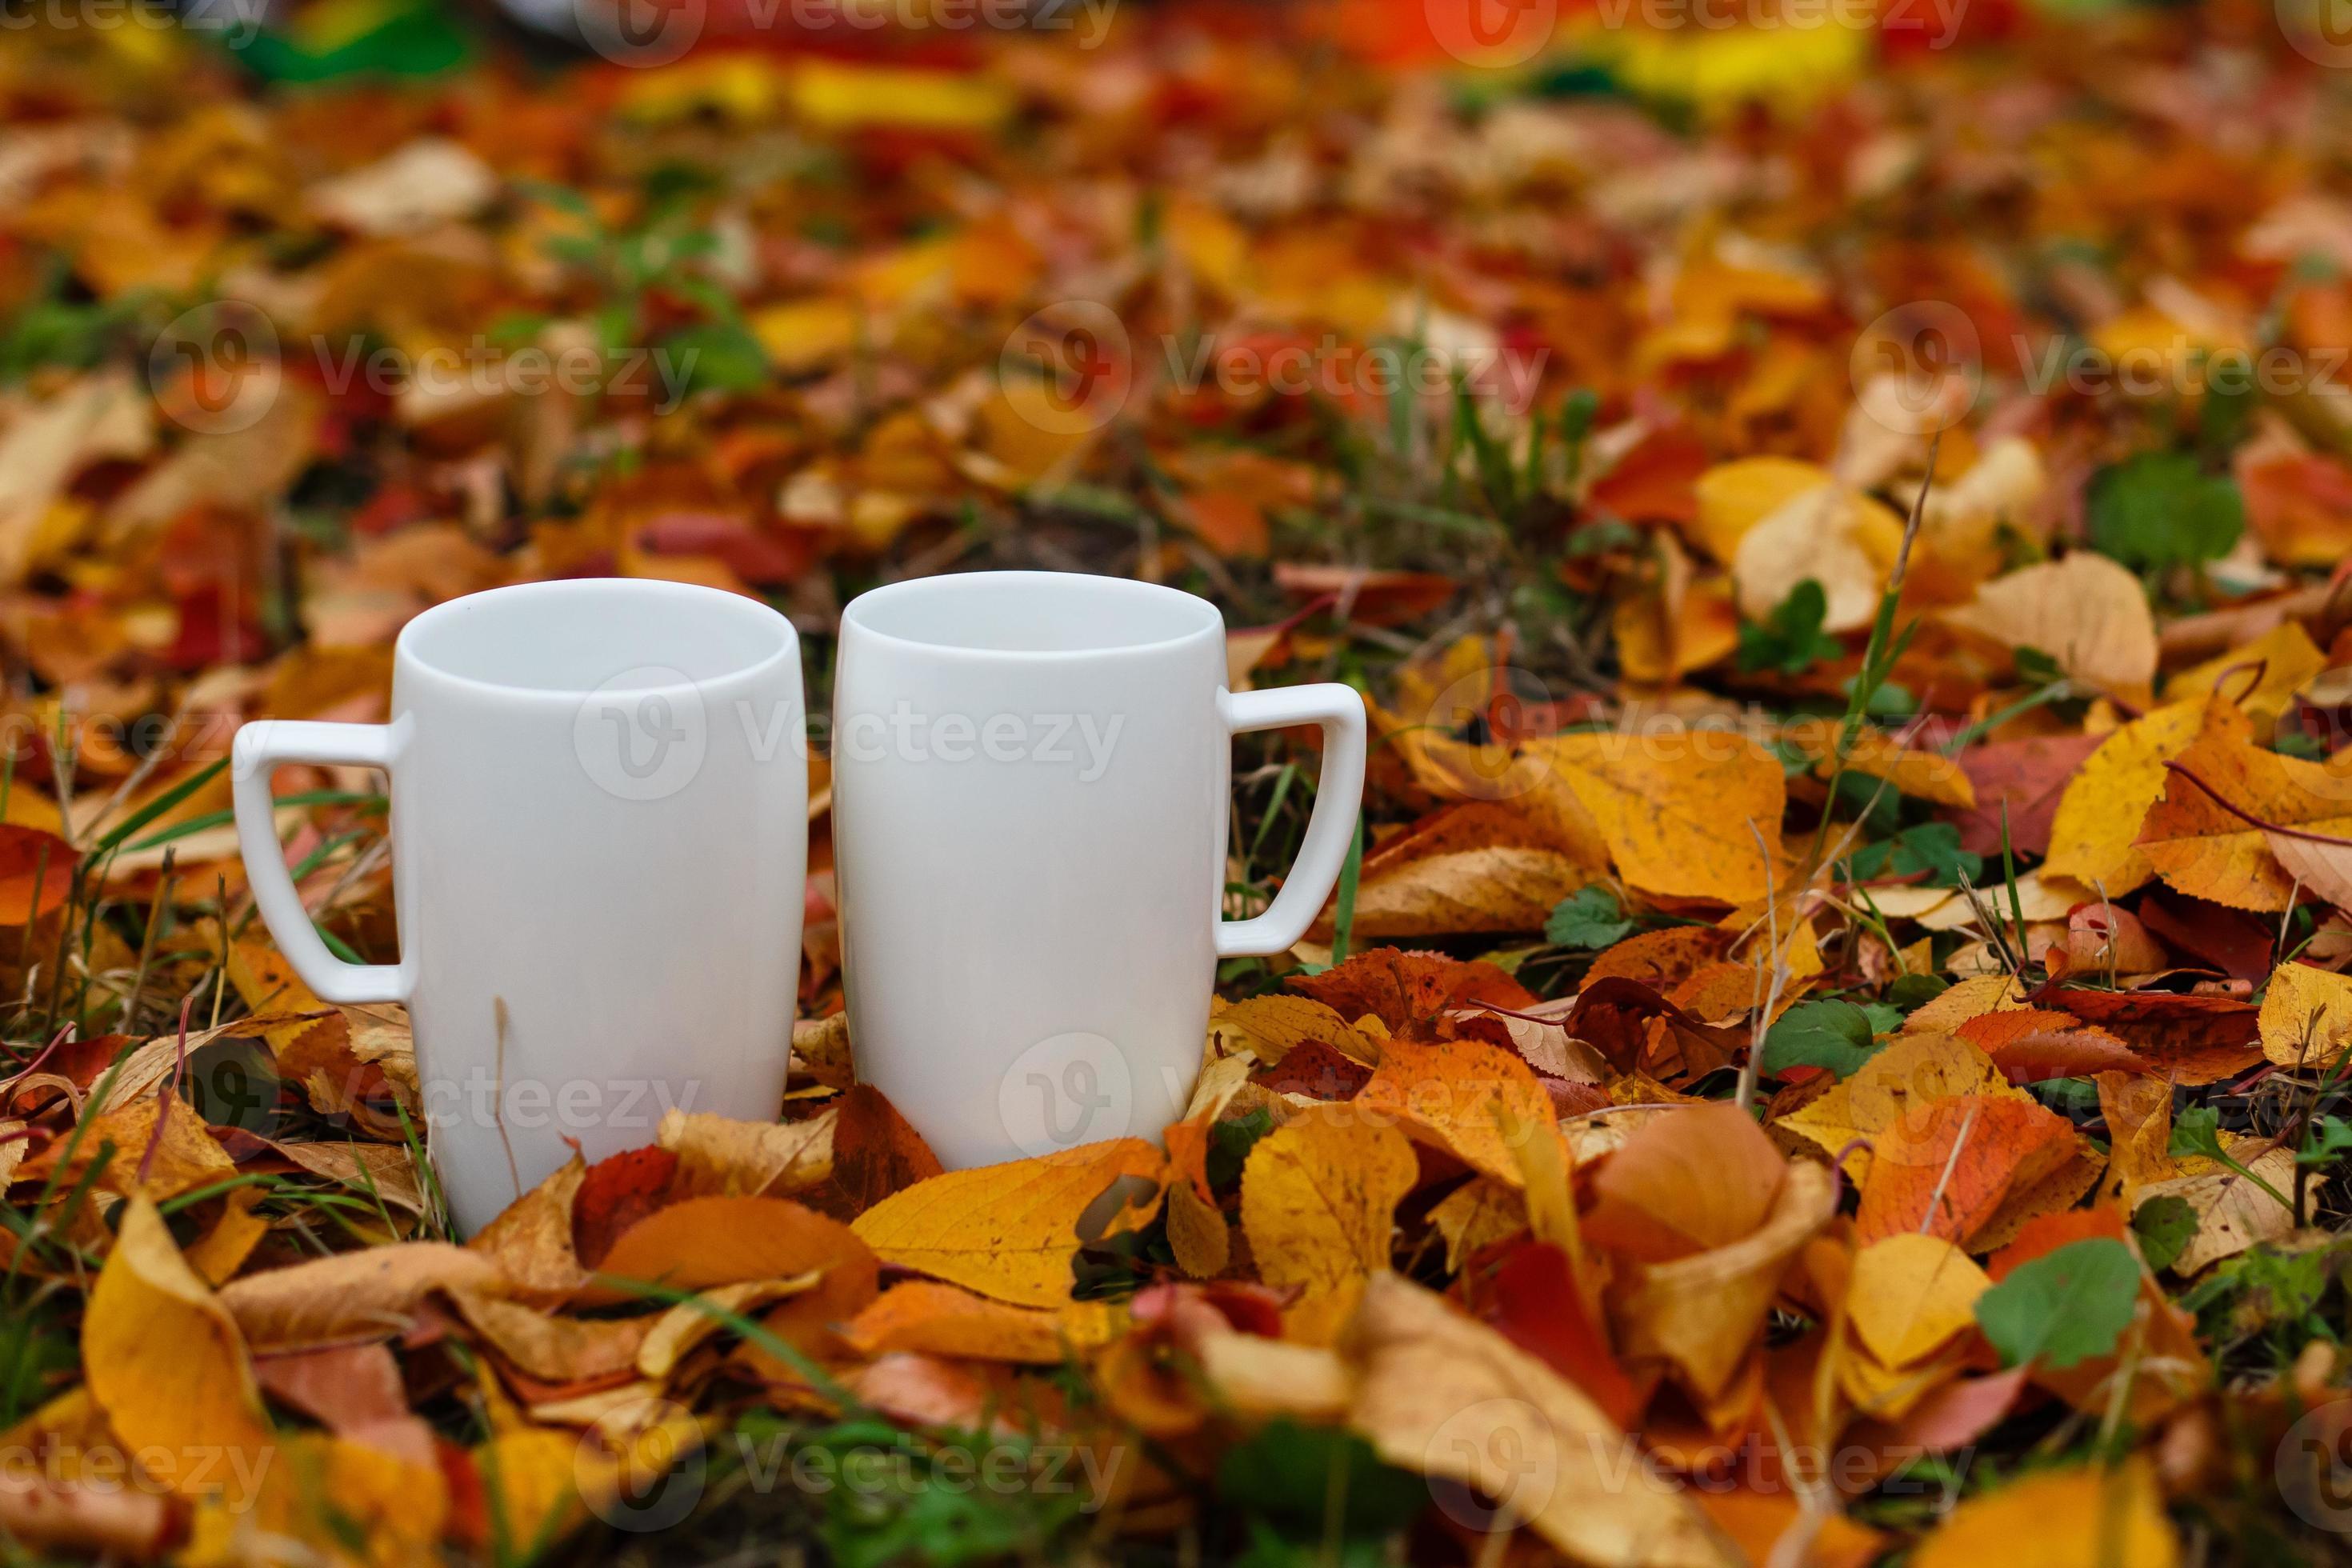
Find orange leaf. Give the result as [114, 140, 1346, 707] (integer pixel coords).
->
[1853, 1094, 2080, 1246]
[586, 1194, 876, 1309]
[0, 824, 75, 925]
[1354, 1034, 1558, 1186]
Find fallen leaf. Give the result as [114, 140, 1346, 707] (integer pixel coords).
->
[1344, 1272, 1736, 1567]
[1240, 1103, 1416, 1331]
[1613, 1160, 1838, 1400]
[1944, 552, 2159, 699]
[82, 1196, 273, 1500]
[2044, 698, 2233, 895]
[1353, 1034, 1558, 1185]
[1848, 1232, 1991, 1367]
[851, 1140, 1164, 1307]
[2258, 960, 2352, 1066]
[1910, 1458, 2177, 1568]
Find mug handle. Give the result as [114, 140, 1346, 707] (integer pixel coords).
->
[1215, 684, 1368, 958]
[231, 718, 414, 1005]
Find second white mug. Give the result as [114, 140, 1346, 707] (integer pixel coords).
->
[831, 570, 1366, 1169]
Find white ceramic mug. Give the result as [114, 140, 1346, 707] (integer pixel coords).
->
[232, 579, 806, 1233]
[832, 570, 1366, 1169]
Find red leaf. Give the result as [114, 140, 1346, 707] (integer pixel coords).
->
[571, 1146, 680, 1267]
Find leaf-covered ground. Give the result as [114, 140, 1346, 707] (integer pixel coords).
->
[2, 3, 2352, 1564]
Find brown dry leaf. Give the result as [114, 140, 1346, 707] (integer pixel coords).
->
[657, 1106, 836, 1198]
[1531, 730, 1787, 904]
[1353, 1034, 1558, 1185]
[1610, 1160, 1838, 1401]
[219, 1241, 505, 1350]
[2132, 1146, 2297, 1274]
[1943, 552, 2159, 700]
[1166, 1180, 1231, 1278]
[850, 1140, 1165, 1307]
[798, 1084, 945, 1222]
[1240, 1103, 1416, 1334]
[18, 1090, 237, 1202]
[82, 1196, 274, 1501]
[469, 1153, 590, 1302]
[451, 1290, 654, 1384]
[2258, 961, 2352, 1066]
[2044, 698, 2235, 895]
[636, 1276, 823, 1378]
[1344, 1271, 1736, 1568]
[1318, 801, 1602, 939]
[1288, 947, 1534, 1039]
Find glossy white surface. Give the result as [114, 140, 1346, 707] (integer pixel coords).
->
[831, 570, 1366, 1168]
[234, 579, 806, 1234]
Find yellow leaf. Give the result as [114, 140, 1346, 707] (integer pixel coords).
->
[1846, 1233, 1990, 1368]
[1241, 1103, 1416, 1317]
[2044, 698, 2235, 895]
[655, 1106, 834, 1199]
[1694, 456, 1834, 565]
[1777, 1033, 2022, 1182]
[82, 1196, 274, 1501]
[1944, 553, 2160, 700]
[749, 298, 859, 376]
[1612, 1161, 1838, 1400]
[2259, 961, 2352, 1066]
[2138, 715, 2352, 911]
[1912, 1458, 2176, 1568]
[1731, 481, 1905, 634]
[1534, 729, 1787, 903]
[1343, 1272, 1737, 1568]
[790, 62, 1014, 131]
[851, 1139, 1165, 1307]
[2162, 621, 2326, 740]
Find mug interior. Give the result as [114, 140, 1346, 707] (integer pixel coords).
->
[843, 570, 1221, 655]
[399, 579, 794, 694]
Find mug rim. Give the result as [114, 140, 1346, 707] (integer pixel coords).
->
[841, 570, 1222, 661]
[395, 578, 798, 701]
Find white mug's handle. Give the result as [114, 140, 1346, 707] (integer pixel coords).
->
[1216, 684, 1367, 958]
[231, 718, 413, 1004]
